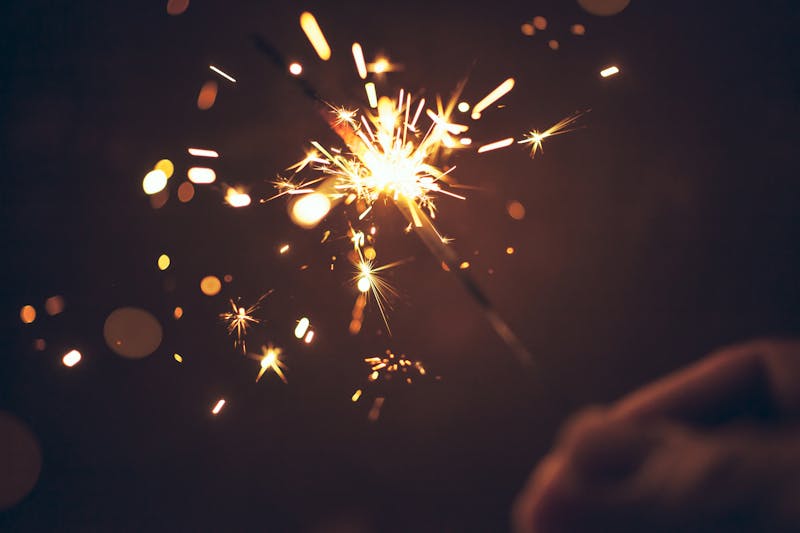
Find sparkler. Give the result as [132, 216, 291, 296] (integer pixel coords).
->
[219, 291, 273, 352]
[518, 112, 586, 158]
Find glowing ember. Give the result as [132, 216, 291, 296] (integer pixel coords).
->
[62, 350, 82, 368]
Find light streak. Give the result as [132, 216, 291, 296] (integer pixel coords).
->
[211, 399, 226, 415]
[304, 330, 315, 343]
[62, 349, 82, 367]
[173, 353, 183, 363]
[294, 317, 310, 338]
[225, 187, 251, 207]
[364, 82, 378, 108]
[188, 167, 216, 184]
[352, 43, 368, 79]
[351, 389, 362, 402]
[471, 78, 515, 119]
[279, 244, 290, 254]
[299, 12, 331, 61]
[601, 65, 620, 78]
[477, 137, 514, 153]
[188, 148, 219, 158]
[209, 65, 237, 83]
[518, 112, 585, 157]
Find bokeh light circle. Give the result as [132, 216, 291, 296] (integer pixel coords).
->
[142, 169, 168, 195]
[103, 307, 163, 359]
[577, 0, 630, 16]
[0, 412, 42, 510]
[200, 276, 222, 296]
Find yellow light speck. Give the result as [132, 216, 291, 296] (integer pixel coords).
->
[157, 254, 170, 271]
[351, 389, 362, 402]
[173, 306, 183, 320]
[173, 353, 183, 363]
[155, 159, 174, 179]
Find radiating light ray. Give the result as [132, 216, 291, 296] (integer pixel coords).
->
[518, 111, 585, 157]
[471, 78, 515, 119]
[352, 43, 368, 79]
[253, 344, 287, 383]
[188, 147, 219, 158]
[299, 12, 331, 61]
[209, 65, 237, 83]
[477, 137, 515, 153]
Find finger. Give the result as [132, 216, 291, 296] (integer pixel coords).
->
[613, 339, 800, 424]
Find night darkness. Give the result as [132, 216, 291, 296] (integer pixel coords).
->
[2, 1, 799, 531]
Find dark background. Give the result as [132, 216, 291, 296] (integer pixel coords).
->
[2, 0, 799, 530]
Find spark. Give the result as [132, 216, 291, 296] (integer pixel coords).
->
[209, 65, 237, 83]
[299, 12, 331, 61]
[364, 82, 378, 108]
[471, 78, 515, 120]
[173, 353, 183, 363]
[364, 349, 426, 384]
[351, 389, 362, 402]
[294, 317, 310, 338]
[351, 42, 368, 79]
[253, 344, 287, 383]
[188, 147, 219, 158]
[477, 137, 515, 153]
[279, 244, 290, 254]
[225, 187, 251, 207]
[601, 65, 620, 78]
[188, 167, 216, 184]
[219, 292, 271, 352]
[211, 399, 226, 415]
[518, 112, 585, 158]
[62, 349, 82, 367]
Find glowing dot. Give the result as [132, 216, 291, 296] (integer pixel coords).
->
[44, 296, 64, 316]
[279, 244, 290, 254]
[549, 39, 560, 50]
[601, 65, 620, 78]
[357, 276, 371, 293]
[211, 399, 225, 415]
[103, 307, 163, 359]
[459, 261, 470, 270]
[459, 137, 472, 146]
[372, 58, 390, 74]
[62, 349, 82, 367]
[166, 0, 189, 15]
[521, 23, 535, 36]
[173, 306, 183, 319]
[142, 169, 167, 195]
[33, 339, 46, 351]
[288, 62, 303, 75]
[187, 167, 216, 184]
[294, 317, 310, 339]
[571, 24, 586, 35]
[155, 159, 174, 179]
[223, 274, 233, 283]
[534, 16, 548, 30]
[506, 247, 515, 255]
[20, 305, 36, 324]
[290, 193, 331, 229]
[457, 101, 470, 113]
[578, 0, 630, 16]
[200, 276, 222, 296]
[197, 81, 218, 110]
[173, 353, 183, 363]
[304, 330, 315, 344]
[507, 200, 526, 220]
[364, 246, 376, 260]
[157, 254, 170, 271]
[177, 181, 195, 203]
[351, 389, 362, 402]
[225, 187, 251, 207]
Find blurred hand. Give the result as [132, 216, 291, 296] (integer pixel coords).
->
[513, 339, 800, 533]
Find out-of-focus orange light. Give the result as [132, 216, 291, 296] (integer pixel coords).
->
[279, 244, 290, 254]
[364, 246, 376, 260]
[197, 81, 218, 110]
[372, 58, 390, 74]
[571, 24, 586, 35]
[33, 338, 46, 351]
[173, 306, 183, 320]
[507, 200, 526, 220]
[188, 167, 216, 184]
[200, 276, 222, 296]
[44, 295, 64, 316]
[548, 40, 560, 50]
[20, 305, 36, 324]
[521, 23, 535, 36]
[177, 181, 195, 203]
[62, 349, 82, 367]
[506, 247, 515, 255]
[534, 16, 548, 30]
[459, 261, 470, 270]
[143, 169, 168, 195]
[225, 187, 251, 207]
[351, 389, 362, 402]
[166, 0, 190, 16]
[289, 193, 331, 228]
